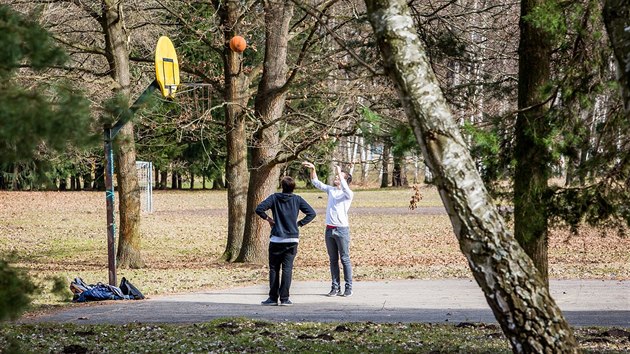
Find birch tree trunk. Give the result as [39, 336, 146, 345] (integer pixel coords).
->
[364, 0, 578, 352]
[218, 0, 251, 262]
[101, 0, 144, 268]
[360, 138, 370, 185]
[380, 142, 390, 188]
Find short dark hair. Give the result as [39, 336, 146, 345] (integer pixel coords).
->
[281, 176, 296, 193]
[345, 172, 352, 184]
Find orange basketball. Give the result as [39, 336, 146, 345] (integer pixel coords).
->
[229, 36, 247, 53]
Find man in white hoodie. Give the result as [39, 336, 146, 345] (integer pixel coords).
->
[302, 161, 354, 297]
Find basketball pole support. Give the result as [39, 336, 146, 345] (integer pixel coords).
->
[104, 80, 159, 286]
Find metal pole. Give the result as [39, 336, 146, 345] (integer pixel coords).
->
[148, 162, 153, 213]
[104, 126, 117, 286]
[103, 80, 159, 286]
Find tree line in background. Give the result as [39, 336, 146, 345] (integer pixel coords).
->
[2, 0, 629, 350]
[0, 140, 422, 191]
[2, 0, 628, 293]
[4, 0, 624, 264]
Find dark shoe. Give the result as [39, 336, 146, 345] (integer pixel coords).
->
[327, 288, 340, 297]
[261, 298, 278, 306]
[280, 299, 293, 306]
[342, 288, 353, 297]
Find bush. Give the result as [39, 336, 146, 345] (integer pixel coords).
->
[0, 259, 37, 321]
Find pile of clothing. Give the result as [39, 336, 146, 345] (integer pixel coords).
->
[70, 277, 145, 302]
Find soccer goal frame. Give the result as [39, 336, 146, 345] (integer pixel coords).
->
[136, 161, 153, 213]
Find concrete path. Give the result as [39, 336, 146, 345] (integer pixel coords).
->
[25, 279, 629, 327]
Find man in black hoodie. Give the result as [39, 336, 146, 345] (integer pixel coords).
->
[256, 176, 316, 306]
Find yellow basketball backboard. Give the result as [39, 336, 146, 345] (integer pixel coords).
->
[155, 36, 180, 98]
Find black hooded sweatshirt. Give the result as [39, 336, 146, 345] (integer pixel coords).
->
[255, 193, 316, 240]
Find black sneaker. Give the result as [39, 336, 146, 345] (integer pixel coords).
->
[327, 288, 340, 297]
[261, 298, 278, 306]
[280, 299, 293, 306]
[342, 288, 353, 297]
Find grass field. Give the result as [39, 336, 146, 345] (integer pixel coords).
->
[1, 186, 628, 305]
[1, 187, 629, 352]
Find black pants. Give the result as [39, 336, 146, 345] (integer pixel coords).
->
[268, 242, 298, 301]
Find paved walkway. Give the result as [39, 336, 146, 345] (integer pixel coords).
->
[25, 279, 629, 327]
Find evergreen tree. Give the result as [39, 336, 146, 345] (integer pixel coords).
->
[0, 4, 92, 317]
[0, 259, 37, 321]
[0, 5, 94, 166]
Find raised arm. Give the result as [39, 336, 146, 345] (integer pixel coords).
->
[336, 165, 354, 199]
[301, 161, 317, 180]
[302, 161, 329, 192]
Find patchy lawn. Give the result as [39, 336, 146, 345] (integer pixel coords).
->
[0, 187, 627, 304]
[2, 320, 630, 353]
[1, 187, 629, 352]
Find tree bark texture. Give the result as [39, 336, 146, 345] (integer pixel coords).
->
[94, 162, 105, 191]
[393, 154, 407, 186]
[102, 0, 144, 268]
[160, 170, 167, 190]
[514, 0, 554, 284]
[238, 163, 281, 263]
[364, 0, 578, 352]
[603, 0, 630, 113]
[237, 0, 293, 263]
[603, 1, 630, 194]
[218, 0, 251, 262]
[115, 124, 144, 268]
[380, 142, 390, 187]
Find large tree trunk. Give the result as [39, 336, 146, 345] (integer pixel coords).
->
[514, 0, 554, 284]
[236, 0, 293, 263]
[603, 0, 630, 113]
[101, 0, 144, 268]
[238, 163, 281, 263]
[217, 0, 251, 262]
[364, 0, 579, 352]
[115, 125, 144, 268]
[603, 1, 630, 190]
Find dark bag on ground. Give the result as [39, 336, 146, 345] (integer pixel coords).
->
[75, 283, 125, 302]
[119, 277, 145, 300]
[70, 277, 90, 296]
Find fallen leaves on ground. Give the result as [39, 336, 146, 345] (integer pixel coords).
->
[0, 189, 628, 306]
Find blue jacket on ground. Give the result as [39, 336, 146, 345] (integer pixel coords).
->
[255, 193, 316, 240]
